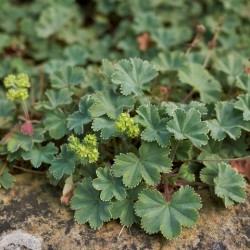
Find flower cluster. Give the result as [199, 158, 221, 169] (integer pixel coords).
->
[115, 113, 140, 138]
[3, 73, 30, 101]
[68, 134, 99, 163]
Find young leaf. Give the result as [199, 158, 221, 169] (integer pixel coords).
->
[71, 178, 112, 229]
[112, 58, 158, 96]
[67, 95, 93, 134]
[0, 167, 14, 189]
[214, 163, 246, 207]
[49, 144, 75, 179]
[44, 108, 69, 139]
[234, 94, 250, 121]
[90, 90, 135, 119]
[92, 167, 126, 201]
[111, 183, 146, 226]
[208, 101, 250, 141]
[22, 143, 58, 168]
[135, 186, 202, 239]
[167, 108, 208, 147]
[177, 163, 195, 182]
[178, 63, 221, 103]
[112, 142, 172, 188]
[92, 117, 118, 140]
[136, 105, 170, 147]
[50, 66, 85, 89]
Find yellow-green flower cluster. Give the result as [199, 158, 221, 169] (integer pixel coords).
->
[3, 73, 30, 101]
[115, 113, 140, 138]
[68, 134, 99, 163]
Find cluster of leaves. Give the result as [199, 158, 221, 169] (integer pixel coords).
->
[0, 0, 249, 240]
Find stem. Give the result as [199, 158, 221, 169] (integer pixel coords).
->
[0, 162, 7, 176]
[176, 180, 209, 187]
[175, 156, 250, 163]
[182, 89, 194, 104]
[21, 100, 30, 120]
[164, 180, 171, 202]
[170, 141, 180, 161]
[13, 165, 46, 175]
[121, 137, 130, 152]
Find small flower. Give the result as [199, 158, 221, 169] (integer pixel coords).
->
[84, 134, 98, 148]
[16, 73, 30, 88]
[4, 74, 16, 88]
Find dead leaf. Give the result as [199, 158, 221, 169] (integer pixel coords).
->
[231, 159, 250, 181]
[21, 120, 34, 136]
[137, 32, 150, 51]
[61, 176, 74, 205]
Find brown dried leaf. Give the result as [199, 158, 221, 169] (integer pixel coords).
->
[137, 32, 150, 51]
[231, 159, 250, 181]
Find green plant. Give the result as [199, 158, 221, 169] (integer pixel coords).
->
[0, 0, 249, 241]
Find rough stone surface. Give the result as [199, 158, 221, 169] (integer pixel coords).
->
[0, 173, 249, 250]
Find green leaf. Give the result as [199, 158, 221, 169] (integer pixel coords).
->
[22, 143, 58, 168]
[36, 6, 72, 38]
[214, 163, 246, 207]
[236, 75, 250, 94]
[167, 108, 208, 147]
[39, 88, 73, 110]
[112, 58, 158, 96]
[67, 95, 93, 134]
[135, 186, 202, 239]
[178, 63, 221, 103]
[234, 94, 250, 121]
[0, 167, 14, 189]
[112, 142, 172, 187]
[92, 167, 126, 201]
[153, 51, 188, 72]
[50, 66, 85, 89]
[92, 117, 118, 140]
[136, 105, 170, 147]
[208, 101, 250, 141]
[177, 163, 195, 182]
[0, 91, 15, 129]
[71, 178, 112, 229]
[64, 44, 88, 66]
[111, 183, 146, 226]
[49, 144, 75, 179]
[90, 89, 135, 119]
[44, 108, 69, 139]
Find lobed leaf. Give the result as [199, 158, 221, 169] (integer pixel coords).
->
[0, 168, 14, 189]
[234, 94, 250, 121]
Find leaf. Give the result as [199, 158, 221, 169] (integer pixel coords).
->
[0, 167, 14, 189]
[44, 108, 69, 139]
[112, 58, 158, 96]
[71, 178, 112, 229]
[61, 175, 74, 205]
[177, 163, 195, 182]
[22, 143, 58, 168]
[207, 101, 250, 141]
[236, 75, 250, 94]
[49, 144, 75, 179]
[0, 92, 15, 129]
[64, 44, 88, 66]
[167, 108, 208, 147]
[92, 117, 118, 140]
[136, 105, 170, 147]
[67, 95, 93, 134]
[50, 66, 85, 89]
[178, 63, 221, 103]
[90, 89, 135, 119]
[234, 94, 250, 121]
[111, 183, 146, 226]
[21, 120, 34, 136]
[112, 142, 172, 188]
[43, 88, 73, 110]
[135, 186, 202, 239]
[36, 6, 72, 38]
[92, 167, 126, 201]
[153, 51, 188, 72]
[214, 163, 246, 207]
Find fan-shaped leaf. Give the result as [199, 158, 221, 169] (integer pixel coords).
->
[0, 167, 14, 189]
[236, 75, 250, 94]
[234, 94, 250, 121]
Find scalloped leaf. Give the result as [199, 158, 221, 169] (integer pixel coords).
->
[44, 108, 69, 139]
[112, 142, 172, 188]
[67, 95, 94, 134]
[135, 186, 202, 239]
[50, 66, 85, 89]
[92, 116, 118, 140]
[71, 178, 112, 229]
[90, 89, 135, 119]
[208, 101, 250, 141]
[136, 105, 170, 147]
[234, 94, 250, 121]
[64, 44, 88, 66]
[236, 75, 250, 94]
[112, 58, 158, 96]
[0, 167, 14, 189]
[49, 144, 75, 179]
[92, 167, 126, 201]
[153, 51, 187, 72]
[178, 63, 221, 103]
[111, 183, 146, 226]
[177, 163, 195, 182]
[22, 143, 58, 168]
[167, 108, 208, 147]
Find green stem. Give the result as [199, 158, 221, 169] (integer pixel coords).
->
[176, 156, 250, 163]
[121, 137, 130, 152]
[0, 162, 7, 176]
[176, 179, 210, 187]
[21, 100, 30, 120]
[170, 141, 180, 161]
